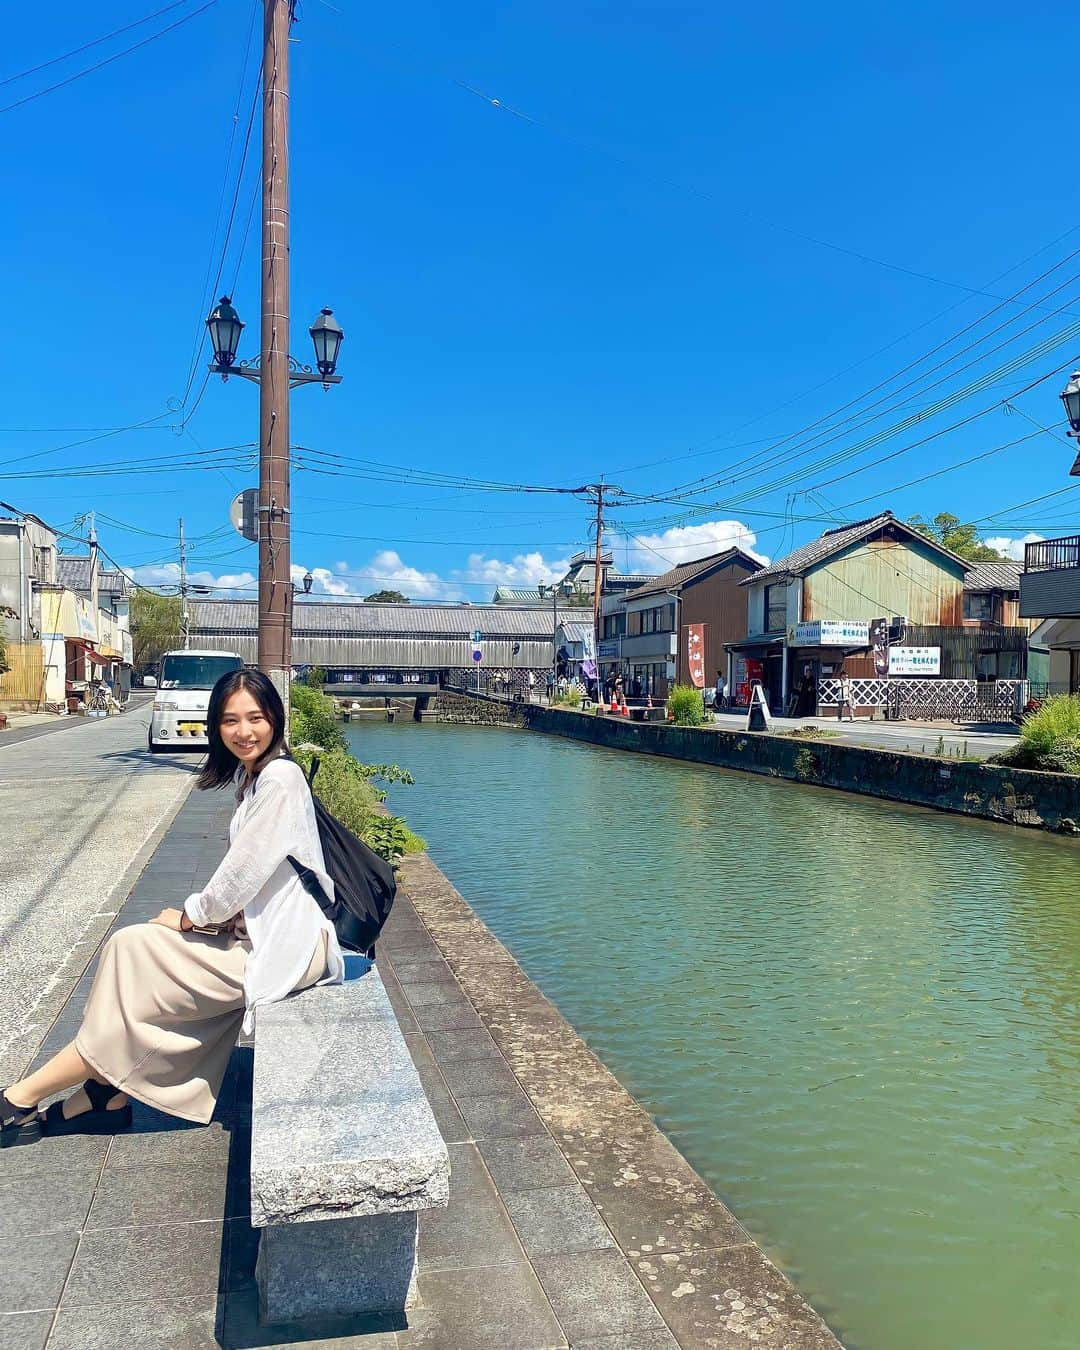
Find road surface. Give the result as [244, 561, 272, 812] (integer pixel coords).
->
[0, 698, 202, 1080]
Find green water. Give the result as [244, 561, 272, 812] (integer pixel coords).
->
[347, 719, 1080, 1350]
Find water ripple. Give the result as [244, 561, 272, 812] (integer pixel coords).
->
[350, 721, 1080, 1350]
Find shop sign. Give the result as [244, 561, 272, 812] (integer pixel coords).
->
[792, 619, 870, 647]
[888, 646, 941, 676]
[685, 623, 705, 689]
[598, 639, 620, 660]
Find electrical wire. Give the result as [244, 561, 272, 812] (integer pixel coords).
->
[0, 0, 194, 89]
[0, 1, 219, 116]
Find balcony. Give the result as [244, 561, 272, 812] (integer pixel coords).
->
[1020, 536, 1080, 618]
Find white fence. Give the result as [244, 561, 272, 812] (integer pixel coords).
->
[817, 678, 1025, 721]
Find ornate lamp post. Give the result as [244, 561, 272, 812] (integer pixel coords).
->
[538, 581, 572, 698]
[1060, 371, 1080, 436]
[207, 298, 344, 390]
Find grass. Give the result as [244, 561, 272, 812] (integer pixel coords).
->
[990, 694, 1080, 775]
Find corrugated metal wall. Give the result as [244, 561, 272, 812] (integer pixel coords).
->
[186, 630, 555, 670]
[803, 537, 965, 626]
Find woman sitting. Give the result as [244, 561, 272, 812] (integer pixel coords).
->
[1, 669, 344, 1143]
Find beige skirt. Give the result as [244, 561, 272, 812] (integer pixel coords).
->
[76, 924, 327, 1125]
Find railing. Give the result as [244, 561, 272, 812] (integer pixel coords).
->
[1024, 536, 1080, 572]
[818, 677, 1026, 723]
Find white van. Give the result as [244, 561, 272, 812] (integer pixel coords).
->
[148, 649, 243, 753]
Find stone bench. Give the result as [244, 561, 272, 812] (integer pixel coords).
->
[250, 956, 450, 1324]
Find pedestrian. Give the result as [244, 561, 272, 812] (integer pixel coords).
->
[542, 670, 552, 702]
[631, 675, 643, 700]
[613, 675, 625, 707]
[836, 670, 855, 722]
[528, 669, 537, 702]
[0, 669, 344, 1145]
[558, 673, 569, 697]
[714, 670, 727, 715]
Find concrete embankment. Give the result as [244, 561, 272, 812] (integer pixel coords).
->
[435, 691, 1080, 834]
[521, 704, 1080, 833]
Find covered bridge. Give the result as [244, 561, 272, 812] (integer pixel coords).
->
[187, 599, 575, 696]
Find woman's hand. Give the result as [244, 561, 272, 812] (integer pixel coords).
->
[149, 908, 184, 931]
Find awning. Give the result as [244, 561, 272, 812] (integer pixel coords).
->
[725, 633, 784, 652]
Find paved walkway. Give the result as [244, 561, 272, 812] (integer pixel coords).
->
[0, 782, 841, 1348]
[0, 698, 197, 1084]
[706, 711, 1019, 758]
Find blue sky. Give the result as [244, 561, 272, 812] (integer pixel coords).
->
[2, 1, 1079, 599]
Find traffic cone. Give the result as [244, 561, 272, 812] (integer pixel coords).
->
[609, 698, 619, 714]
[621, 701, 630, 717]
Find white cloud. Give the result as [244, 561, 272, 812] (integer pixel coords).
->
[129, 562, 257, 594]
[295, 551, 444, 600]
[450, 550, 573, 593]
[982, 532, 1044, 561]
[619, 519, 767, 575]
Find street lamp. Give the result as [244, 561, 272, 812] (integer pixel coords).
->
[206, 298, 345, 390]
[302, 570, 314, 594]
[207, 296, 244, 370]
[309, 308, 344, 378]
[538, 581, 572, 698]
[1061, 371, 1080, 437]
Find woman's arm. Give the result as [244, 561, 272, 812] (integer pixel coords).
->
[182, 775, 297, 928]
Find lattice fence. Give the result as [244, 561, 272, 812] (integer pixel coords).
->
[817, 678, 1024, 720]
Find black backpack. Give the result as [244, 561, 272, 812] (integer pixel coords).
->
[284, 755, 397, 957]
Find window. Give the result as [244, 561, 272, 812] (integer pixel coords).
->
[764, 584, 788, 633]
[976, 650, 1021, 681]
[964, 592, 993, 622]
[602, 612, 626, 639]
[639, 603, 675, 634]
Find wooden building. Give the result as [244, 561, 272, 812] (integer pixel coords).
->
[618, 548, 762, 698]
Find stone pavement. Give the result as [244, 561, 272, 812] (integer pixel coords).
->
[0, 785, 843, 1349]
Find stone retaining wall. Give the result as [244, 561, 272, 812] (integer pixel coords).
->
[516, 704, 1080, 833]
[435, 690, 526, 728]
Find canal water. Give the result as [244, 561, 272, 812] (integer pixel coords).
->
[346, 719, 1080, 1350]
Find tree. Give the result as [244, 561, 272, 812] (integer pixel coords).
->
[130, 591, 182, 669]
[907, 512, 1006, 562]
[364, 589, 410, 604]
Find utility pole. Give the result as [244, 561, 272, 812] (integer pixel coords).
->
[259, 0, 293, 707]
[178, 518, 190, 649]
[580, 483, 622, 697]
[86, 511, 99, 622]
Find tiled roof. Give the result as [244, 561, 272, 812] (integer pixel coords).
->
[624, 548, 762, 600]
[56, 556, 133, 596]
[964, 559, 1022, 591]
[492, 587, 545, 604]
[741, 511, 968, 584]
[190, 600, 578, 637]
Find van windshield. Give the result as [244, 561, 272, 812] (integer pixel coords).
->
[159, 655, 242, 691]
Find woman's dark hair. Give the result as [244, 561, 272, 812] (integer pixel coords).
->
[197, 668, 287, 790]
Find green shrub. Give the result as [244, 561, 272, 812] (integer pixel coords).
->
[991, 694, 1080, 775]
[667, 683, 705, 726]
[291, 744, 425, 864]
[290, 681, 346, 751]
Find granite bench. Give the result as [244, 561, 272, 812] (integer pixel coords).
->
[250, 956, 451, 1323]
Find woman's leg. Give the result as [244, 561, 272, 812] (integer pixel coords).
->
[8, 1041, 128, 1116]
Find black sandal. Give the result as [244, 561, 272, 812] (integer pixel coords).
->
[43, 1079, 133, 1135]
[1, 1088, 42, 1147]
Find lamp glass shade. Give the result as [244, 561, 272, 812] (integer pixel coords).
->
[207, 296, 243, 367]
[303, 571, 314, 594]
[1061, 372, 1080, 432]
[309, 307, 344, 375]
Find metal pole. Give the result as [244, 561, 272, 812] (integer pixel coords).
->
[258, 0, 292, 710]
[179, 518, 190, 649]
[552, 589, 557, 698]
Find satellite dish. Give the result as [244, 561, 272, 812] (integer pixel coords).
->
[229, 488, 259, 543]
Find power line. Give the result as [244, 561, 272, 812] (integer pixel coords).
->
[0, 0, 194, 89]
[0, 1, 219, 117]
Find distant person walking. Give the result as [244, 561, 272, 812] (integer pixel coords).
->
[527, 670, 537, 702]
[714, 671, 727, 714]
[836, 671, 855, 722]
[631, 675, 643, 700]
[544, 670, 553, 702]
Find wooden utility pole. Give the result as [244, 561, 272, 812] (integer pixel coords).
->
[582, 483, 622, 694]
[258, 0, 293, 703]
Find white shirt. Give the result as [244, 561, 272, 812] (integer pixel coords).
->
[183, 757, 345, 1033]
